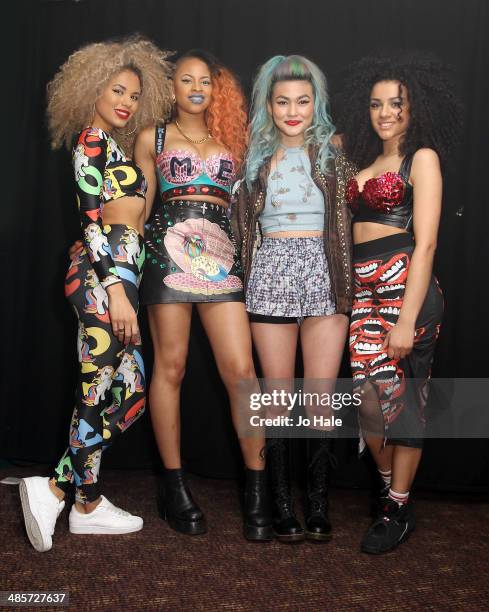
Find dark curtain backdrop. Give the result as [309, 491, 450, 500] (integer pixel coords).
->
[2, 0, 488, 491]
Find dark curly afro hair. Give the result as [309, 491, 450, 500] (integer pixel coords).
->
[335, 52, 464, 169]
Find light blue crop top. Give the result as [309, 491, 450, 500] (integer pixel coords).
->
[260, 146, 325, 233]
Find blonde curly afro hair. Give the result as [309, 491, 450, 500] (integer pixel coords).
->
[47, 35, 173, 154]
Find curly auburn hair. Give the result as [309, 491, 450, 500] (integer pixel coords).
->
[47, 35, 174, 154]
[175, 49, 248, 169]
[335, 52, 464, 168]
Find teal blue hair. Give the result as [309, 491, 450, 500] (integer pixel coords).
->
[245, 55, 335, 187]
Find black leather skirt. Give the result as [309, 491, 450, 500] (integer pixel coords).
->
[140, 199, 244, 304]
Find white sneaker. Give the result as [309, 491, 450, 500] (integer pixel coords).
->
[19, 477, 65, 552]
[69, 495, 143, 534]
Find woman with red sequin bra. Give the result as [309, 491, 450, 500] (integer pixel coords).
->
[338, 53, 462, 554]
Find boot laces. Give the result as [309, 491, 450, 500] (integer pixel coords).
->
[308, 442, 336, 511]
[308, 443, 338, 471]
[264, 439, 293, 511]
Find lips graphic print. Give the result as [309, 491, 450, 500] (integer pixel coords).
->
[350, 251, 413, 431]
[348, 228, 445, 454]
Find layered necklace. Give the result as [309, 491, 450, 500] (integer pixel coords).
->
[175, 120, 212, 144]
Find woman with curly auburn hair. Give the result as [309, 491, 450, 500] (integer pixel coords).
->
[338, 52, 462, 554]
[233, 55, 357, 544]
[19, 36, 173, 552]
[135, 49, 272, 541]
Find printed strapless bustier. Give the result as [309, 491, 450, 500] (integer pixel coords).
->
[156, 149, 235, 202]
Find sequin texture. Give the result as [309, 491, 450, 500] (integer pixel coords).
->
[346, 177, 360, 212]
[347, 172, 405, 214]
[363, 172, 404, 212]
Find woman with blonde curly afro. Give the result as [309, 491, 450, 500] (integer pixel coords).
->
[135, 49, 273, 541]
[19, 36, 173, 552]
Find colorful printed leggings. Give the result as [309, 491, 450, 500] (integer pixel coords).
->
[52, 225, 146, 503]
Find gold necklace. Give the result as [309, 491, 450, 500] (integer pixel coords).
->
[175, 120, 212, 144]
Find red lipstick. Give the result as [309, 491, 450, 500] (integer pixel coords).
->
[115, 109, 130, 120]
[285, 120, 301, 126]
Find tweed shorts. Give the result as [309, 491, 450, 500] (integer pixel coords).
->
[246, 237, 336, 319]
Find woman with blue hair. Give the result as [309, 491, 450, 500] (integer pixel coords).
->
[233, 55, 357, 543]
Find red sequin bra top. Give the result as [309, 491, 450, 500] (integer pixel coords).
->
[346, 155, 414, 231]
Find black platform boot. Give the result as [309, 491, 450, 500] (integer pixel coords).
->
[267, 439, 305, 543]
[158, 468, 207, 535]
[305, 437, 336, 542]
[243, 468, 273, 541]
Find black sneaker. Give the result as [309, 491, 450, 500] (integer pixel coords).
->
[361, 497, 415, 554]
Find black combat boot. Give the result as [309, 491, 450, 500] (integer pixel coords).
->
[243, 468, 273, 541]
[267, 439, 305, 543]
[158, 468, 207, 535]
[305, 437, 336, 542]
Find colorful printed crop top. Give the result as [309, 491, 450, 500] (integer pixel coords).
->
[154, 125, 235, 202]
[346, 155, 414, 231]
[73, 127, 147, 288]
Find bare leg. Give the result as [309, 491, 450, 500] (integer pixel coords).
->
[197, 302, 269, 470]
[358, 380, 393, 471]
[250, 320, 307, 541]
[251, 321, 298, 380]
[147, 303, 192, 469]
[364, 437, 394, 473]
[75, 498, 102, 514]
[251, 320, 299, 412]
[300, 314, 348, 427]
[299, 314, 349, 539]
[300, 314, 348, 379]
[362, 402, 421, 493]
[361, 387, 420, 486]
[391, 446, 422, 492]
[48, 481, 66, 501]
[197, 302, 275, 540]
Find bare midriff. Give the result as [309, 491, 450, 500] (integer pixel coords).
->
[353, 222, 408, 245]
[166, 195, 229, 208]
[263, 230, 324, 238]
[102, 196, 146, 236]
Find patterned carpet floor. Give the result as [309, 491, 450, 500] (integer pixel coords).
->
[1, 466, 488, 612]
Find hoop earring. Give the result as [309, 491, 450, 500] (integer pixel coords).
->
[122, 123, 138, 136]
[121, 120, 138, 136]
